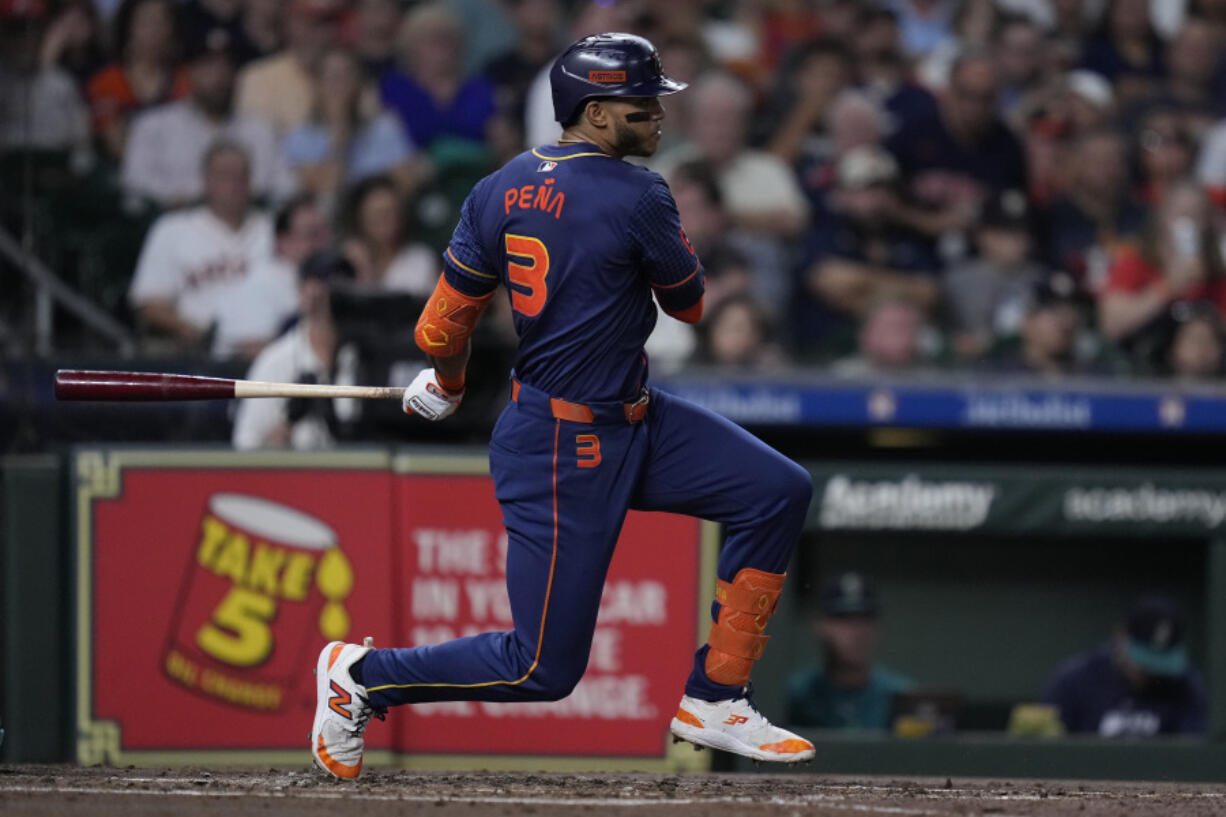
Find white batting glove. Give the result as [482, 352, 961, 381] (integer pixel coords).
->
[402, 368, 463, 421]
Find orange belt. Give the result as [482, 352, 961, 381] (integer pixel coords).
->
[511, 379, 649, 424]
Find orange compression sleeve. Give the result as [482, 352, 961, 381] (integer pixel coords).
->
[414, 274, 494, 359]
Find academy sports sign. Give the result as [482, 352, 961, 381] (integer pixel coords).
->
[809, 463, 1226, 536]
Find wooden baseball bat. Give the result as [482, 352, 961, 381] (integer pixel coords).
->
[54, 369, 404, 401]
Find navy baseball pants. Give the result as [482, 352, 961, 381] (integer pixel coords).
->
[362, 380, 811, 709]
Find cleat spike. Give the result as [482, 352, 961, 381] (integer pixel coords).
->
[672, 736, 683, 744]
[692, 744, 703, 752]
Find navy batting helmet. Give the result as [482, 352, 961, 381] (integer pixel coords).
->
[550, 32, 687, 125]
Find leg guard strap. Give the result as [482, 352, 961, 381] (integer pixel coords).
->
[707, 619, 769, 660]
[703, 568, 787, 687]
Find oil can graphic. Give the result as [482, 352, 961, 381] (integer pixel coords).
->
[162, 493, 354, 711]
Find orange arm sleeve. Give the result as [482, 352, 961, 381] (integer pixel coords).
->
[663, 295, 704, 324]
[414, 274, 495, 359]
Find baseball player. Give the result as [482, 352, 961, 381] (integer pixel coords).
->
[311, 33, 815, 778]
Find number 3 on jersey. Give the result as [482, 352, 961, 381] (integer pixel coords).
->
[506, 233, 549, 317]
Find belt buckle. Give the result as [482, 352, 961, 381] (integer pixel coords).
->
[625, 391, 650, 423]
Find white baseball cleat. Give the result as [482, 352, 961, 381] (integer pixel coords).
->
[670, 691, 815, 763]
[310, 638, 383, 779]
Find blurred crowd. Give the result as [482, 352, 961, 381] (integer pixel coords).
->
[6, 0, 1226, 382]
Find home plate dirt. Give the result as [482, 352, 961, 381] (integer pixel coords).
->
[3, 765, 1225, 817]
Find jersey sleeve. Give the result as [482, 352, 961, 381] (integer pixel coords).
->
[442, 182, 501, 298]
[629, 177, 705, 318]
[128, 216, 180, 305]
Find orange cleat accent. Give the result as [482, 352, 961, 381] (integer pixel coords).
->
[760, 738, 814, 754]
[675, 707, 704, 729]
[316, 734, 361, 779]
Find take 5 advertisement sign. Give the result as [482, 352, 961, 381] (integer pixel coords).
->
[74, 450, 712, 769]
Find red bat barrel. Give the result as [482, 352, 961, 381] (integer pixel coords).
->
[54, 370, 238, 401]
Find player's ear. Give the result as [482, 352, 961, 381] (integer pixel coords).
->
[584, 98, 610, 129]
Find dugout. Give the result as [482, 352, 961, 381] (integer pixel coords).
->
[732, 460, 1226, 780]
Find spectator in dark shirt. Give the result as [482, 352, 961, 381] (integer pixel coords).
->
[1155, 17, 1222, 131]
[887, 49, 1028, 247]
[1043, 594, 1208, 737]
[1132, 105, 1196, 206]
[1078, 0, 1165, 110]
[793, 145, 940, 358]
[994, 14, 1047, 121]
[761, 39, 853, 169]
[1038, 128, 1147, 289]
[795, 90, 891, 215]
[37, 0, 106, 89]
[483, 0, 560, 143]
[852, 6, 939, 126]
[985, 273, 1097, 375]
[1163, 301, 1226, 380]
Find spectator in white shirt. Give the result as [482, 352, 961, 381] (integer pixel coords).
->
[121, 26, 293, 207]
[128, 140, 273, 355]
[212, 192, 333, 359]
[232, 248, 359, 450]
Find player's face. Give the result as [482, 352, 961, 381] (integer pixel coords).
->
[608, 97, 666, 157]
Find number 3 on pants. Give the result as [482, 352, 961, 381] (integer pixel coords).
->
[506, 233, 549, 317]
[576, 434, 601, 468]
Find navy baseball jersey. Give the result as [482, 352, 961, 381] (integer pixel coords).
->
[312, 31, 820, 778]
[441, 142, 705, 402]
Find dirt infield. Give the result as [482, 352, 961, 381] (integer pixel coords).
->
[4, 764, 1226, 817]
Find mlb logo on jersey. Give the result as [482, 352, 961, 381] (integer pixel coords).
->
[537, 161, 557, 173]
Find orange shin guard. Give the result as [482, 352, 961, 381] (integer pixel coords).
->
[703, 568, 786, 687]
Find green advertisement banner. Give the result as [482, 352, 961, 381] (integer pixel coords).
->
[807, 463, 1226, 538]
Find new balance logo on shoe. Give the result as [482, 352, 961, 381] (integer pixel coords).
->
[329, 680, 353, 719]
[312, 639, 382, 780]
[724, 714, 749, 726]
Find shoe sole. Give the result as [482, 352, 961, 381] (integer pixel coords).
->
[310, 641, 345, 778]
[669, 717, 816, 763]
